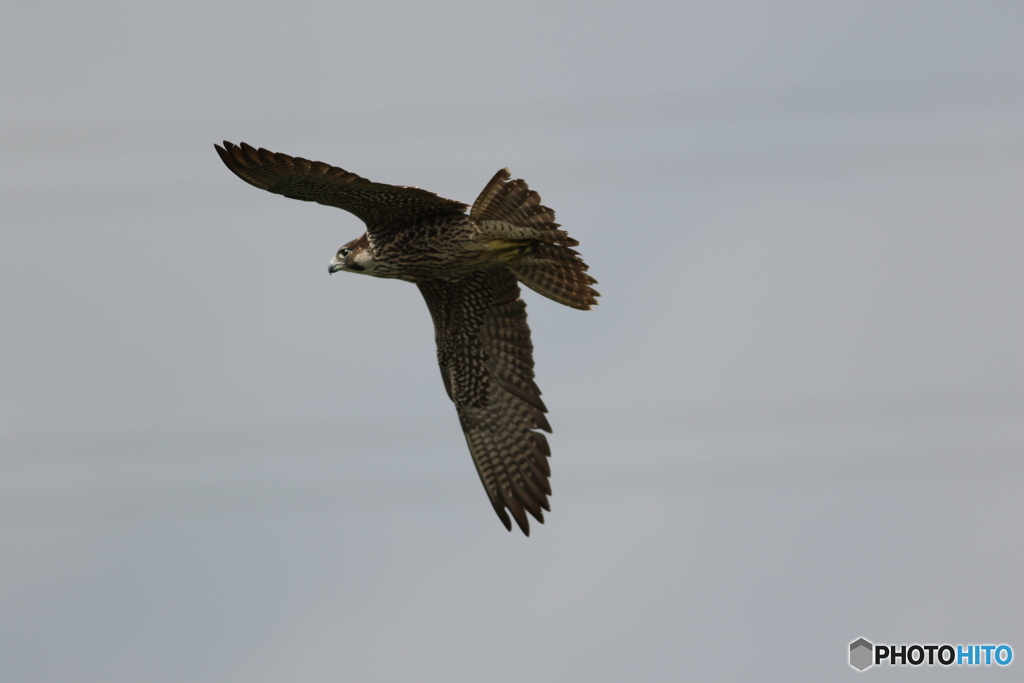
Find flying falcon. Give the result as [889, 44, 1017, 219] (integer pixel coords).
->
[215, 142, 598, 535]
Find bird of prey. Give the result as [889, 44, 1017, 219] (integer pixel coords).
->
[215, 141, 598, 535]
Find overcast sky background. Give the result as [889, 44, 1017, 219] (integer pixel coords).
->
[2, 1, 1022, 681]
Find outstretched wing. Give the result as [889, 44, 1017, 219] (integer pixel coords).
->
[215, 141, 468, 236]
[418, 268, 552, 535]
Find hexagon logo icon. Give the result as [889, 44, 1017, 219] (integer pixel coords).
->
[850, 638, 873, 671]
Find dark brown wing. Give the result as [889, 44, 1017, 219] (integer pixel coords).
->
[215, 141, 468, 235]
[418, 268, 552, 535]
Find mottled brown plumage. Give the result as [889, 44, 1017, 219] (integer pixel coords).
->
[215, 141, 598, 534]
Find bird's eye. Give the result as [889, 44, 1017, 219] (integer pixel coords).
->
[339, 248, 351, 258]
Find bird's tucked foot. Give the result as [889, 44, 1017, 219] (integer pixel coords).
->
[487, 239, 533, 262]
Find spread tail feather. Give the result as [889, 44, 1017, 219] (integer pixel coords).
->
[471, 169, 577, 246]
[472, 168, 600, 310]
[512, 244, 600, 310]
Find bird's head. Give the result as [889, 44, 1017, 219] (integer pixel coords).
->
[328, 235, 374, 275]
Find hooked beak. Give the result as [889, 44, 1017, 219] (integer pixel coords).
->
[328, 257, 343, 275]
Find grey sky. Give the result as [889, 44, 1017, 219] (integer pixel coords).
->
[2, 1, 1022, 681]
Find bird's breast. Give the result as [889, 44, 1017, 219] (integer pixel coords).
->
[373, 216, 494, 282]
